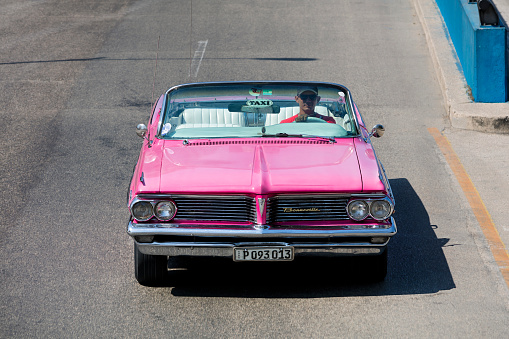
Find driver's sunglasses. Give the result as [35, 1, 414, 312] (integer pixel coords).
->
[299, 94, 317, 101]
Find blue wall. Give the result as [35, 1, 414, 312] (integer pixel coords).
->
[435, 0, 506, 102]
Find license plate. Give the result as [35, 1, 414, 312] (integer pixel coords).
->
[233, 247, 294, 262]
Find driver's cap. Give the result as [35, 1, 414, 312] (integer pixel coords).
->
[296, 86, 318, 96]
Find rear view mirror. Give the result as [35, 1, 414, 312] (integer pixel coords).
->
[228, 103, 280, 114]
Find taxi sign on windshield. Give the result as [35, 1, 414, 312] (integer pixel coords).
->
[246, 99, 273, 107]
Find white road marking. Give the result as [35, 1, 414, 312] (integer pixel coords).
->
[189, 40, 208, 77]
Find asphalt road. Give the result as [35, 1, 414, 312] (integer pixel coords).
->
[1, 0, 509, 337]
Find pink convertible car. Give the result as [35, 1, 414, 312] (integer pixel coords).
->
[127, 81, 396, 285]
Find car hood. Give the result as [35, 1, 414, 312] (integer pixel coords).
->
[157, 139, 365, 194]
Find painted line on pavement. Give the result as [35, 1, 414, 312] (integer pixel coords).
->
[189, 40, 208, 77]
[428, 127, 509, 288]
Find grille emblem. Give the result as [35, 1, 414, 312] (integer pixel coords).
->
[283, 207, 320, 213]
[258, 198, 266, 211]
[258, 198, 266, 223]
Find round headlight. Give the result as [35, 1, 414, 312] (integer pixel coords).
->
[131, 201, 153, 221]
[370, 200, 392, 220]
[155, 201, 177, 221]
[348, 200, 369, 221]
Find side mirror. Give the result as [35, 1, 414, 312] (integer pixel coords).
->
[370, 124, 385, 138]
[136, 124, 148, 138]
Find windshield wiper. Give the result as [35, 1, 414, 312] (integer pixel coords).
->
[261, 132, 336, 143]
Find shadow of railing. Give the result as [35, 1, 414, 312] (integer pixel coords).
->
[146, 178, 455, 297]
[0, 57, 318, 66]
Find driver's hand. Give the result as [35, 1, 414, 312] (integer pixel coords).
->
[295, 114, 307, 122]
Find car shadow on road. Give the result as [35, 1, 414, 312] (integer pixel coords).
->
[160, 178, 455, 298]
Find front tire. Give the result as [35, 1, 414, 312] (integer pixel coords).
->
[134, 243, 168, 286]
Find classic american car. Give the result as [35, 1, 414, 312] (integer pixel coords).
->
[127, 81, 396, 285]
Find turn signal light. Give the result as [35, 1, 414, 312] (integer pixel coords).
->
[370, 237, 389, 244]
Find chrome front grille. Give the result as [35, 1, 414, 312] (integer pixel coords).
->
[173, 196, 257, 223]
[266, 195, 349, 223]
[136, 194, 350, 224]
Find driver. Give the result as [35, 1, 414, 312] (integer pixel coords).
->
[280, 87, 336, 124]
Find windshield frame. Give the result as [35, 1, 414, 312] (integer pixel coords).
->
[157, 81, 360, 140]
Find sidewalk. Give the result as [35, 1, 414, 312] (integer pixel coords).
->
[413, 0, 509, 134]
[414, 0, 509, 293]
[494, 0, 509, 25]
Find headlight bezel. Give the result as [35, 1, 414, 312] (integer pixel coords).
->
[347, 197, 394, 221]
[154, 201, 177, 221]
[369, 199, 393, 221]
[130, 200, 154, 222]
[347, 200, 370, 221]
[130, 197, 177, 222]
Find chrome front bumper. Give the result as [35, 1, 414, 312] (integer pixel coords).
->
[127, 218, 397, 258]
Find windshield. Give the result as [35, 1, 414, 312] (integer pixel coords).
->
[159, 83, 358, 139]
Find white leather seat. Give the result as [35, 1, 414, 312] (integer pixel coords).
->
[178, 108, 246, 128]
[265, 106, 330, 125]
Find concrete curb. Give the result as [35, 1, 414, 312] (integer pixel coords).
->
[413, 0, 509, 134]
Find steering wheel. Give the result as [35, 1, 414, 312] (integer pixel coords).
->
[295, 117, 327, 123]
